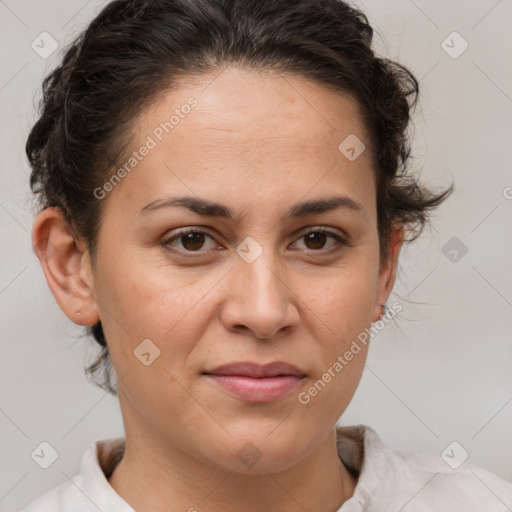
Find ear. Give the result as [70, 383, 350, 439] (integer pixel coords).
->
[371, 225, 404, 323]
[32, 207, 99, 326]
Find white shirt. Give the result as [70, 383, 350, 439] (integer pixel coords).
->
[19, 424, 512, 511]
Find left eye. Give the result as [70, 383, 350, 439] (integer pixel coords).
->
[292, 229, 346, 251]
[162, 228, 346, 253]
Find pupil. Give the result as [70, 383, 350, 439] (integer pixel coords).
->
[183, 232, 204, 250]
[306, 232, 326, 250]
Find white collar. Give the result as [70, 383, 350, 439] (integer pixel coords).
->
[78, 424, 381, 511]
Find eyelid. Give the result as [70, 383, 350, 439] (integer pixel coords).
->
[296, 226, 348, 242]
[161, 226, 220, 252]
[290, 227, 349, 251]
[161, 225, 350, 254]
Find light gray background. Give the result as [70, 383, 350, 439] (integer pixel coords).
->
[1, 1, 511, 510]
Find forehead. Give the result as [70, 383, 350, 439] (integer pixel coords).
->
[150, 67, 369, 147]
[108, 66, 375, 220]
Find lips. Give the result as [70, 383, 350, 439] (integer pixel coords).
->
[204, 361, 305, 378]
[203, 361, 306, 402]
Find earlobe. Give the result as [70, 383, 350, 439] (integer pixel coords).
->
[32, 207, 99, 326]
[372, 225, 404, 323]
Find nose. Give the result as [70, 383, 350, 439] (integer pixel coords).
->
[220, 249, 299, 340]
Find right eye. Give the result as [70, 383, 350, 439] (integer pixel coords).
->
[161, 228, 220, 253]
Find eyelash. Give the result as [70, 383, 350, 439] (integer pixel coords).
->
[161, 227, 349, 256]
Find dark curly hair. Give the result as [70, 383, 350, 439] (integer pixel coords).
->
[26, 0, 453, 396]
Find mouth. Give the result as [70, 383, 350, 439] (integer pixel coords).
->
[202, 361, 306, 403]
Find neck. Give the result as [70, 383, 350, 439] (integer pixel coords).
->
[108, 426, 357, 512]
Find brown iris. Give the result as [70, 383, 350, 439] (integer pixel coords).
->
[181, 232, 206, 251]
[303, 232, 328, 250]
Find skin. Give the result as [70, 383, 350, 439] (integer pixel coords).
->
[33, 66, 402, 512]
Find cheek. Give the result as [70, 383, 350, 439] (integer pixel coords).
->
[305, 284, 373, 390]
[93, 261, 215, 427]
[295, 274, 374, 421]
[307, 262, 378, 343]
[93, 254, 224, 366]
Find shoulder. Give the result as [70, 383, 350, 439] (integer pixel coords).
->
[388, 448, 512, 511]
[18, 477, 89, 512]
[18, 437, 130, 512]
[337, 425, 512, 512]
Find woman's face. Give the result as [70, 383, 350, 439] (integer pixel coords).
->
[82, 67, 398, 472]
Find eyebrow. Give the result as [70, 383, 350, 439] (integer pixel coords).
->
[136, 195, 365, 220]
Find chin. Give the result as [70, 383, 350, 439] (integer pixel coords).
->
[202, 429, 307, 475]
